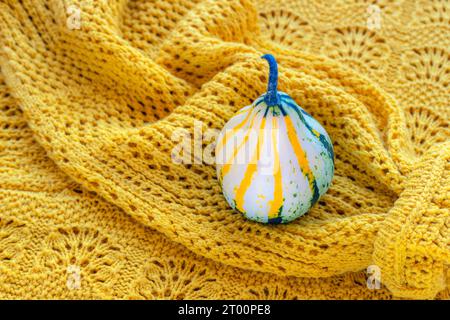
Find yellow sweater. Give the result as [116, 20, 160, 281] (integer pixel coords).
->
[0, 0, 448, 299]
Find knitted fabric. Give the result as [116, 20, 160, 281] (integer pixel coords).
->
[0, 0, 448, 300]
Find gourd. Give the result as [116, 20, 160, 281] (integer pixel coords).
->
[215, 54, 334, 224]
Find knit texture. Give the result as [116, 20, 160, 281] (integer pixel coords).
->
[0, 0, 448, 299]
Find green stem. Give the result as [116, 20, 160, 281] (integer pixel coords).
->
[261, 54, 281, 106]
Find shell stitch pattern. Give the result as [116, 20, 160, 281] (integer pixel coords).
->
[0, 217, 30, 269]
[129, 257, 222, 300]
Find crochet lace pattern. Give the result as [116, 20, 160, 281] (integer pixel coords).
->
[0, 0, 448, 299]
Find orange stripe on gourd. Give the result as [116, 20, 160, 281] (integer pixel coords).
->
[284, 115, 317, 200]
[216, 109, 253, 156]
[221, 111, 260, 179]
[268, 116, 283, 220]
[235, 117, 267, 213]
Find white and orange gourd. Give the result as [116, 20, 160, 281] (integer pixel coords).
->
[215, 54, 334, 224]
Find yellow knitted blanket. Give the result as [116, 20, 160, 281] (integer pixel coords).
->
[0, 0, 449, 300]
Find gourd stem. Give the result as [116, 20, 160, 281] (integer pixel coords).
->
[261, 54, 281, 106]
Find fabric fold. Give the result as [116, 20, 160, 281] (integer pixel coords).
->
[374, 143, 450, 299]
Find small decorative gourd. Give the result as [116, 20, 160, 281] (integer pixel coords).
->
[215, 54, 334, 224]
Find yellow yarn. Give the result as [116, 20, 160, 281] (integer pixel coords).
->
[0, 0, 448, 299]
